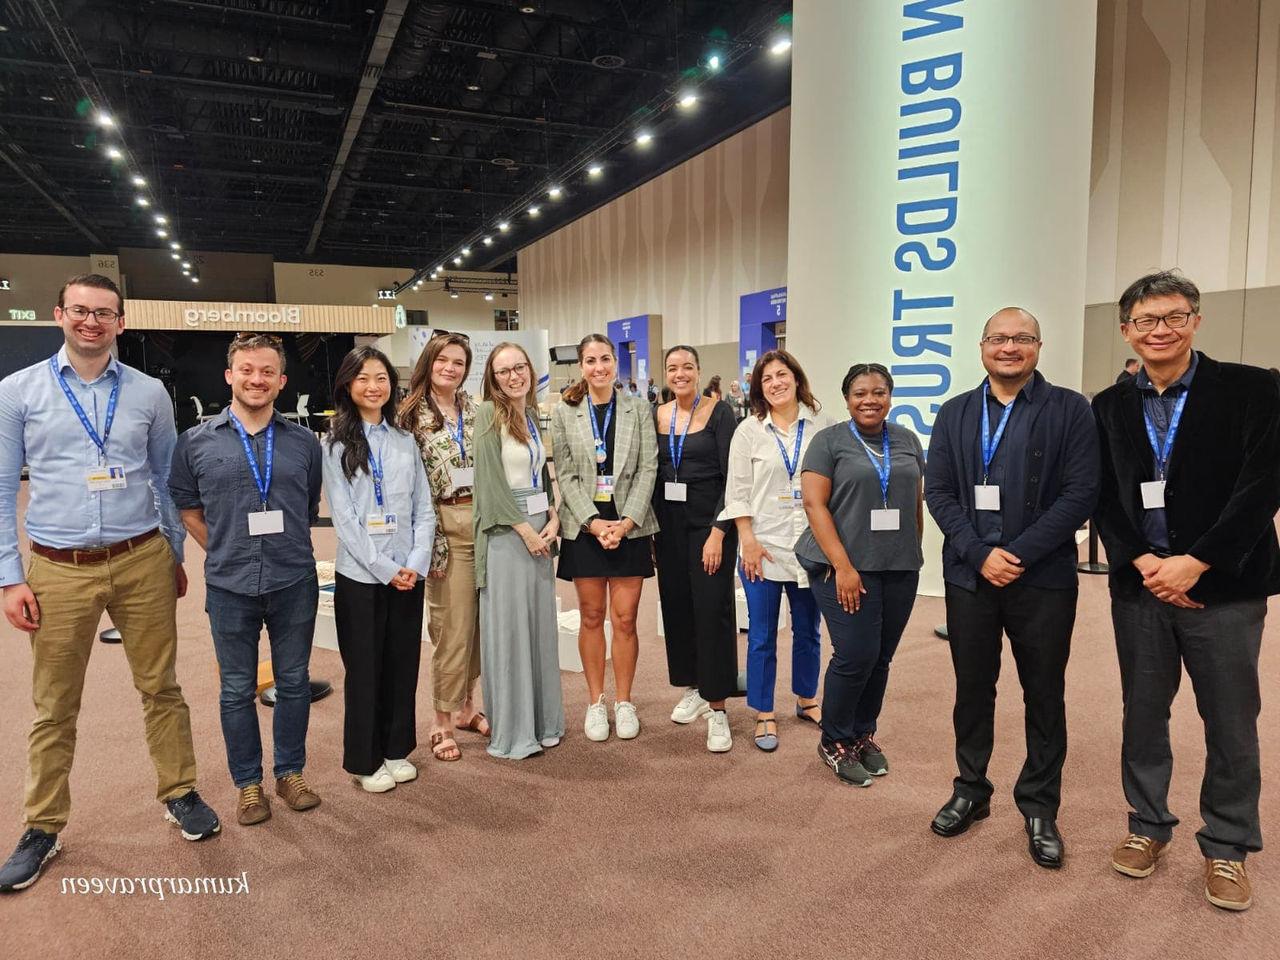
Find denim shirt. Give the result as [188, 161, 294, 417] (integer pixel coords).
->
[169, 408, 322, 596]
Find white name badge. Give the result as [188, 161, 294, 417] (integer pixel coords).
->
[665, 481, 688, 502]
[449, 466, 475, 490]
[248, 509, 285, 536]
[526, 491, 549, 515]
[777, 488, 804, 509]
[86, 465, 127, 492]
[974, 485, 1001, 511]
[593, 475, 615, 503]
[870, 508, 901, 531]
[366, 512, 398, 535]
[1141, 480, 1166, 510]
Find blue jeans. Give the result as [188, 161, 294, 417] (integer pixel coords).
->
[738, 567, 821, 713]
[206, 573, 318, 788]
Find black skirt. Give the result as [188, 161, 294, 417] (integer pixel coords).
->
[557, 499, 654, 580]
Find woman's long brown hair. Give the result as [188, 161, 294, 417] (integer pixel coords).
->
[481, 341, 539, 443]
[562, 332, 616, 406]
[397, 332, 473, 433]
[748, 349, 821, 419]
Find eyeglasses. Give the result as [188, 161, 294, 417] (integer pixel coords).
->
[233, 332, 284, 347]
[980, 334, 1040, 346]
[63, 305, 120, 322]
[1125, 311, 1194, 332]
[494, 361, 529, 379]
[430, 329, 470, 342]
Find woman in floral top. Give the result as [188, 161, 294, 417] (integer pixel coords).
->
[397, 332, 489, 760]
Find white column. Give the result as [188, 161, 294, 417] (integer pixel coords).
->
[785, 0, 1097, 595]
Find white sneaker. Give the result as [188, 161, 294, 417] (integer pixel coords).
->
[357, 765, 396, 793]
[706, 710, 732, 753]
[383, 757, 417, 783]
[540, 736, 561, 748]
[671, 688, 712, 724]
[614, 701, 640, 740]
[584, 696, 610, 741]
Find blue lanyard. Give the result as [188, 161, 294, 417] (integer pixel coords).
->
[588, 395, 615, 474]
[667, 394, 701, 477]
[981, 381, 1016, 482]
[449, 403, 467, 464]
[228, 411, 273, 507]
[526, 414, 542, 489]
[367, 429, 386, 507]
[850, 421, 891, 508]
[1143, 389, 1188, 480]
[768, 417, 805, 482]
[49, 356, 120, 463]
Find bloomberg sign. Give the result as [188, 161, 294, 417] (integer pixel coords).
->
[183, 306, 302, 328]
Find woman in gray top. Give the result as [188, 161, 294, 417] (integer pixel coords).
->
[795, 362, 924, 787]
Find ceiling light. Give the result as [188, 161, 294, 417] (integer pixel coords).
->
[247, 53, 264, 63]
[156, 229, 167, 238]
[497, 221, 510, 232]
[520, 4, 536, 12]
[135, 196, 150, 207]
[191, 276, 199, 283]
[430, 271, 438, 279]
[483, 236, 493, 246]
[708, 54, 722, 71]
[635, 131, 653, 146]
[40, 94, 55, 102]
[770, 37, 792, 56]
[181, 261, 191, 269]
[154, 214, 167, 224]
[461, 247, 470, 256]
[430, 135, 442, 142]
[466, 83, 480, 91]
[105, 146, 123, 160]
[435, 264, 444, 273]
[170, 242, 181, 250]
[249, 114, 265, 123]
[171, 252, 180, 260]
[453, 256, 462, 265]
[449, 291, 459, 299]
[182, 268, 190, 275]
[251, 158, 263, 164]
[587, 164, 602, 177]
[95, 112, 115, 129]
[548, 185, 562, 199]
[528, 205, 540, 216]
[678, 93, 698, 108]
[484, 292, 494, 301]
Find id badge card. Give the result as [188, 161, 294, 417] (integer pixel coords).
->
[449, 466, 475, 491]
[366, 512, 398, 535]
[1140, 480, 1166, 510]
[665, 481, 688, 502]
[870, 508, 901, 531]
[86, 465, 127, 492]
[777, 487, 803, 509]
[248, 509, 285, 536]
[593, 475, 615, 502]
[525, 491, 549, 515]
[974, 484, 1001, 511]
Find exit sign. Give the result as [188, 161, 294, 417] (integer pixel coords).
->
[377, 288, 396, 300]
[9, 308, 36, 320]
[0, 279, 10, 290]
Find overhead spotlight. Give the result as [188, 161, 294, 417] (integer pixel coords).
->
[497, 221, 510, 232]
[95, 112, 115, 129]
[40, 94, 55, 102]
[453, 256, 462, 265]
[520, 4, 536, 12]
[170, 242, 181, 250]
[105, 146, 123, 160]
[528, 205, 540, 216]
[247, 51, 265, 63]
[483, 236, 493, 246]
[466, 83, 480, 92]
[171, 252, 180, 260]
[587, 164, 603, 177]
[707, 54, 722, 71]
[182, 268, 190, 275]
[435, 264, 445, 273]
[191, 276, 200, 283]
[430, 270, 438, 279]
[249, 113, 265, 123]
[449, 291, 459, 299]
[135, 196, 150, 207]
[635, 131, 653, 147]
[770, 37, 792, 56]
[548, 185, 562, 199]
[156, 229, 167, 238]
[181, 260, 191, 269]
[484, 292, 494, 302]
[154, 214, 167, 225]
[678, 92, 698, 109]
[429, 135, 442, 142]
[461, 246, 470, 256]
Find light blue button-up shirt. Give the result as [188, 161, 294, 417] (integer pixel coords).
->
[321, 419, 435, 585]
[0, 345, 185, 586]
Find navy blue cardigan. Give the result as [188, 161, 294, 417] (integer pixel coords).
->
[924, 371, 1100, 591]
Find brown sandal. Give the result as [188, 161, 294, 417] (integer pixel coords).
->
[457, 711, 490, 737]
[430, 730, 462, 761]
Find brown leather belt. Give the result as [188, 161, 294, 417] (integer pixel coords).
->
[31, 528, 161, 565]
[437, 494, 473, 506]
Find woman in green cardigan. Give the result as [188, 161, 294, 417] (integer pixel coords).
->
[473, 342, 564, 759]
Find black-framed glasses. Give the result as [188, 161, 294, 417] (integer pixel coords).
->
[63, 305, 120, 322]
[980, 334, 1040, 346]
[430, 329, 470, 342]
[1125, 311, 1194, 332]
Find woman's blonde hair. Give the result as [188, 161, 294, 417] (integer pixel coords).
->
[481, 341, 539, 442]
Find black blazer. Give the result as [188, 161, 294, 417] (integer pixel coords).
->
[924, 371, 1100, 591]
[1091, 352, 1280, 602]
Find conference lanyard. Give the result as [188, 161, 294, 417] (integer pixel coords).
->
[526, 414, 542, 489]
[1143, 389, 1188, 481]
[768, 418, 805, 483]
[367, 431, 386, 508]
[851, 422, 891, 508]
[49, 356, 119, 463]
[668, 394, 701, 478]
[450, 403, 467, 464]
[228, 411, 273, 508]
[588, 395, 615, 474]
[981, 382, 1015, 484]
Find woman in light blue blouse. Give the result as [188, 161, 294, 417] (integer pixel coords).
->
[322, 346, 435, 794]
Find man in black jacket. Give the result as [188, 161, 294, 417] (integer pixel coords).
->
[925, 307, 1099, 869]
[1092, 270, 1280, 912]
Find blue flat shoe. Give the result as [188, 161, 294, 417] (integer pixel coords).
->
[754, 718, 778, 752]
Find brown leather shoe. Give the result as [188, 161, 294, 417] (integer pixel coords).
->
[1205, 858, 1252, 911]
[275, 773, 321, 811]
[236, 783, 271, 826]
[1111, 834, 1168, 877]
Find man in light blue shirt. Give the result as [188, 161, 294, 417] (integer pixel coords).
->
[0, 274, 219, 895]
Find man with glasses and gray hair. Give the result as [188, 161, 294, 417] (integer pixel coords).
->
[1092, 269, 1280, 912]
[0, 274, 219, 894]
[924, 307, 1100, 870]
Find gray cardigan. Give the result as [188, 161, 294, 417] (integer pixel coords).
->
[550, 389, 659, 541]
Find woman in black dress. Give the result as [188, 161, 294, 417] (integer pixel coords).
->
[653, 345, 740, 753]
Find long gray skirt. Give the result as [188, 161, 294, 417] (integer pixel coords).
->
[479, 501, 565, 759]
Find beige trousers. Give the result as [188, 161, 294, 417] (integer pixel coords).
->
[24, 533, 197, 832]
[428, 501, 482, 712]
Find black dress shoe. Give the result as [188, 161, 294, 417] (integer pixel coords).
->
[1025, 817, 1063, 868]
[930, 793, 991, 837]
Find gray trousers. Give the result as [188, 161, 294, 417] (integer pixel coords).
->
[1111, 590, 1265, 860]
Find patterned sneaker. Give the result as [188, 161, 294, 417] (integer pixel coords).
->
[163, 789, 221, 840]
[0, 829, 61, 893]
[818, 739, 873, 787]
[1111, 834, 1168, 878]
[1205, 858, 1252, 911]
[856, 735, 888, 776]
[275, 773, 321, 811]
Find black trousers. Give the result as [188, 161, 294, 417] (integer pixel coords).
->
[1112, 591, 1265, 860]
[944, 579, 1077, 818]
[654, 519, 739, 702]
[333, 573, 425, 776]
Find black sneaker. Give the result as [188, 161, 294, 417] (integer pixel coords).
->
[164, 790, 221, 841]
[0, 828, 62, 892]
[857, 735, 889, 776]
[818, 739, 873, 787]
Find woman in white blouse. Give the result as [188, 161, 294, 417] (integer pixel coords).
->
[720, 350, 833, 751]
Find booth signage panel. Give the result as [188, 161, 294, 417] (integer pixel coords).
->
[739, 287, 787, 384]
[607, 314, 652, 384]
[124, 300, 394, 334]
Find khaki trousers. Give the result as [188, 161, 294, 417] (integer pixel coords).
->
[24, 533, 197, 832]
[428, 501, 482, 712]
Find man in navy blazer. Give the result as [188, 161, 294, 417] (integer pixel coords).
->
[924, 307, 1099, 870]
[1092, 270, 1280, 912]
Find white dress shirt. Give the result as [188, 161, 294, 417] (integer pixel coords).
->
[719, 405, 834, 585]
